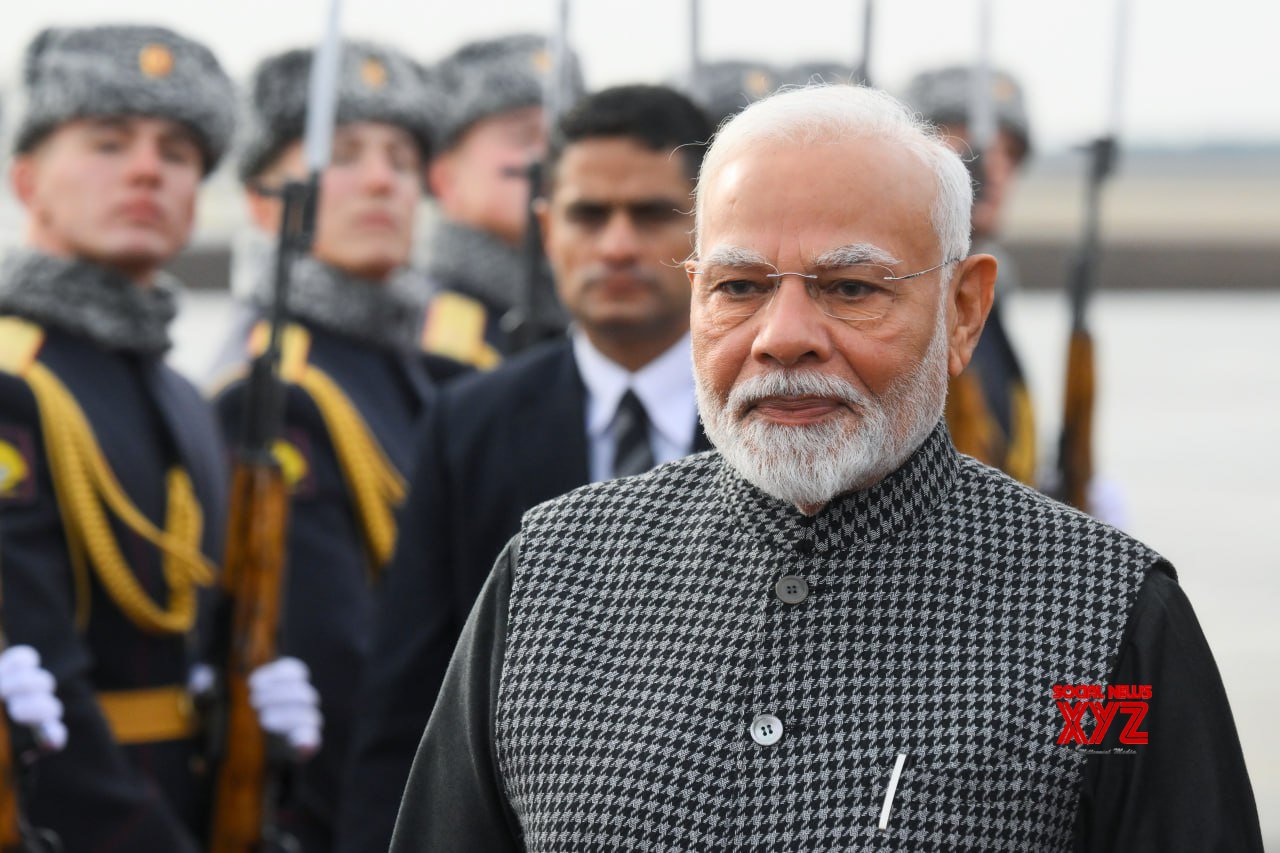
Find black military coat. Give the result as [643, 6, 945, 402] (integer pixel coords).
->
[0, 325, 227, 852]
[213, 316, 464, 852]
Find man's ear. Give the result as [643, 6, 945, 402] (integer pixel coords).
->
[946, 253, 997, 377]
[426, 153, 453, 201]
[10, 156, 37, 207]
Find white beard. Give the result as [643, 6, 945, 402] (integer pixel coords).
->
[696, 301, 950, 509]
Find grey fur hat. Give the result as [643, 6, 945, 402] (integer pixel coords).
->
[904, 65, 1032, 159]
[429, 34, 584, 152]
[238, 40, 438, 181]
[14, 25, 236, 175]
[778, 61, 862, 88]
[696, 60, 782, 129]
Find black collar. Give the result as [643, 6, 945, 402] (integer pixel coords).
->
[717, 421, 960, 554]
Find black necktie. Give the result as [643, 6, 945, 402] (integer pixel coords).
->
[612, 389, 655, 478]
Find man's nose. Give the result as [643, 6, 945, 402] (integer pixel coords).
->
[598, 210, 640, 264]
[361, 155, 396, 192]
[751, 276, 832, 367]
[125, 141, 164, 183]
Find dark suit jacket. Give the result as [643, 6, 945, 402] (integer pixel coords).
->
[335, 338, 710, 853]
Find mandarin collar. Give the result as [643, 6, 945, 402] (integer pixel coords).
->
[715, 420, 960, 554]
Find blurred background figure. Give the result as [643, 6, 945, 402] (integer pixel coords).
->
[337, 83, 713, 853]
[906, 64, 1039, 486]
[419, 34, 583, 367]
[692, 59, 780, 128]
[0, 23, 235, 851]
[212, 39, 465, 852]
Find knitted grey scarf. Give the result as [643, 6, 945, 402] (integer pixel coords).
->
[251, 256, 430, 353]
[0, 250, 178, 356]
[425, 218, 566, 330]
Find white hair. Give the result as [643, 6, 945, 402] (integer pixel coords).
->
[694, 84, 973, 269]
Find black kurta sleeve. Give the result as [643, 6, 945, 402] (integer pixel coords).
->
[389, 537, 521, 852]
[1074, 567, 1264, 852]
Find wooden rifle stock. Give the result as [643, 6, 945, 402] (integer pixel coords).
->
[1055, 136, 1115, 514]
[0, 561, 58, 853]
[0, 684, 21, 853]
[1059, 329, 1095, 511]
[0, 704, 56, 853]
[0, 713, 48, 853]
[209, 177, 316, 853]
[208, 459, 290, 853]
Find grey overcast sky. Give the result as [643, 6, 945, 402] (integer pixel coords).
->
[3, 0, 1277, 152]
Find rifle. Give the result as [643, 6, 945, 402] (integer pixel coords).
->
[502, 0, 572, 354]
[857, 0, 874, 86]
[1056, 0, 1129, 512]
[208, 4, 342, 851]
[1056, 136, 1116, 511]
[0, 558, 61, 853]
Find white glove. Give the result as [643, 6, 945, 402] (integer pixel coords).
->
[1088, 475, 1131, 531]
[248, 656, 321, 759]
[0, 645, 67, 752]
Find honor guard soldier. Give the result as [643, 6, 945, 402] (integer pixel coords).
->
[419, 34, 584, 367]
[212, 40, 463, 852]
[905, 65, 1039, 485]
[0, 25, 318, 852]
[694, 59, 780, 129]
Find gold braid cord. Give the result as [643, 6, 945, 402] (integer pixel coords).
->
[0, 319, 213, 634]
[296, 366, 406, 577]
[244, 321, 406, 579]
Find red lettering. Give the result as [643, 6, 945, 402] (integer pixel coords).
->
[1056, 701, 1090, 745]
[1138, 685, 1152, 700]
[1117, 701, 1150, 745]
[1087, 702, 1120, 744]
[1108, 685, 1130, 700]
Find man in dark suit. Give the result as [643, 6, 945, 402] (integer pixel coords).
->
[335, 84, 714, 853]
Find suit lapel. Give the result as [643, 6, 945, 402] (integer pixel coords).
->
[513, 342, 590, 506]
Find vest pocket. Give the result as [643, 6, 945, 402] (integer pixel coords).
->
[878, 752, 1042, 832]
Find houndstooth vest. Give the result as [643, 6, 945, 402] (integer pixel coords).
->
[496, 423, 1161, 851]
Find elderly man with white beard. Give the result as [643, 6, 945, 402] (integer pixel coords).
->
[390, 85, 1262, 852]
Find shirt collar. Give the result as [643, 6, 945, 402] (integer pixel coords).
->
[572, 329, 696, 450]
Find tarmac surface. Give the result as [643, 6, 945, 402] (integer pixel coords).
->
[172, 287, 1279, 841]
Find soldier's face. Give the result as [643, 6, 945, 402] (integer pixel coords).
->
[257, 123, 423, 282]
[11, 116, 202, 281]
[427, 106, 546, 246]
[540, 137, 694, 357]
[939, 124, 1023, 241]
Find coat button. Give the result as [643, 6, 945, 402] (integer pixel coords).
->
[775, 575, 809, 605]
[750, 714, 784, 746]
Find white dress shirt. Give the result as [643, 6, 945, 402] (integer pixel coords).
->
[572, 329, 698, 483]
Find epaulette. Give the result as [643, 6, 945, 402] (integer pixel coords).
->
[0, 315, 47, 375]
[246, 320, 406, 579]
[421, 291, 502, 370]
[0, 316, 214, 634]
